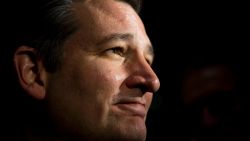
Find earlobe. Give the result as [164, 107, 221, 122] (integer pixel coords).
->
[14, 46, 47, 100]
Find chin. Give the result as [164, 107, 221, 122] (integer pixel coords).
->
[105, 111, 148, 141]
[114, 117, 147, 141]
[110, 131, 147, 141]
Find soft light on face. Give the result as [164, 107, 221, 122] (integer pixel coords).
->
[45, 0, 160, 141]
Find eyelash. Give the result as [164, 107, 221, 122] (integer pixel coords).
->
[146, 59, 152, 65]
[106, 47, 125, 57]
[104, 47, 153, 65]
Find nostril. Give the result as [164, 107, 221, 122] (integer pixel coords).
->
[126, 77, 160, 94]
[125, 61, 160, 93]
[134, 84, 149, 94]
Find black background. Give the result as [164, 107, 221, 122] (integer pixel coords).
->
[0, 1, 249, 141]
[140, 1, 249, 141]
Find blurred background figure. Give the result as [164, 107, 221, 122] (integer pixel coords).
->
[179, 56, 249, 141]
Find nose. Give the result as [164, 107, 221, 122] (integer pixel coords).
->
[125, 58, 160, 93]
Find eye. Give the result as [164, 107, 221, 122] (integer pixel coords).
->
[146, 59, 152, 66]
[106, 47, 125, 57]
[145, 56, 154, 66]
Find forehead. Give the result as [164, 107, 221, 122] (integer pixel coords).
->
[70, 0, 151, 47]
[73, 0, 142, 26]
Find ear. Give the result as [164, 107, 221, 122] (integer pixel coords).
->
[14, 46, 47, 100]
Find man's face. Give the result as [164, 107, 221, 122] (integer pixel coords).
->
[45, 0, 160, 141]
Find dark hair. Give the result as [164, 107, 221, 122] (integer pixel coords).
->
[119, 0, 142, 13]
[2, 0, 142, 73]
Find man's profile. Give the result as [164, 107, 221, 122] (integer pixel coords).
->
[0, 0, 160, 141]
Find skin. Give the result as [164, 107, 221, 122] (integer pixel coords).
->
[42, 0, 160, 141]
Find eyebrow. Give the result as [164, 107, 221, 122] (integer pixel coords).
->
[97, 33, 154, 58]
[97, 33, 133, 45]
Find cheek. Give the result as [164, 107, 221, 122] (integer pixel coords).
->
[73, 63, 127, 112]
[46, 63, 127, 133]
[83, 64, 125, 94]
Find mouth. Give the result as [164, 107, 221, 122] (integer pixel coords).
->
[114, 99, 146, 118]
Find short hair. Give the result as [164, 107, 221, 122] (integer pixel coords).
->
[2, 0, 142, 72]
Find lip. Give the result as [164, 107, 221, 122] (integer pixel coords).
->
[115, 99, 146, 118]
